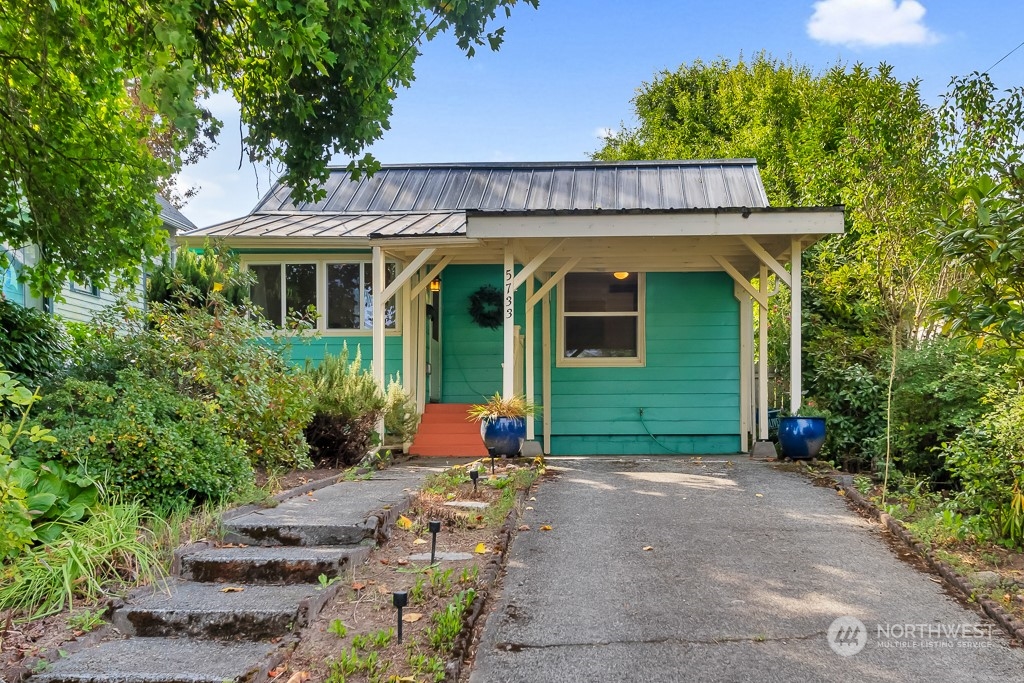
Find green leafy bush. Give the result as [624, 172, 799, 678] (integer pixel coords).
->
[305, 346, 385, 466]
[146, 244, 248, 309]
[384, 375, 419, 445]
[70, 295, 314, 471]
[26, 371, 253, 511]
[943, 386, 1024, 548]
[0, 298, 70, 385]
[808, 360, 886, 471]
[889, 339, 1009, 481]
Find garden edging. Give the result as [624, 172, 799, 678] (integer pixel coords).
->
[837, 477, 1024, 644]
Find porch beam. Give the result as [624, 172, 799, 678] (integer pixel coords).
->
[740, 236, 791, 287]
[372, 246, 386, 440]
[381, 248, 436, 302]
[512, 238, 566, 289]
[790, 238, 803, 413]
[712, 255, 766, 307]
[528, 256, 581, 308]
[410, 255, 453, 299]
[758, 265, 770, 440]
[503, 244, 515, 399]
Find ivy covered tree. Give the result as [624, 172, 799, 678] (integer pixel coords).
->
[0, 0, 537, 296]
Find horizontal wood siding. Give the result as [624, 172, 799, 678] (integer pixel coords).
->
[286, 336, 402, 379]
[53, 279, 144, 323]
[549, 271, 740, 455]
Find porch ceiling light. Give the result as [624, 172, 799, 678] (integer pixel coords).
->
[429, 277, 441, 293]
[613, 271, 630, 280]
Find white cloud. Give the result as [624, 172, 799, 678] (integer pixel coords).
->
[807, 0, 940, 47]
[594, 127, 614, 140]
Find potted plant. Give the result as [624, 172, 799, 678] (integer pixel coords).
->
[467, 393, 539, 457]
[778, 401, 827, 461]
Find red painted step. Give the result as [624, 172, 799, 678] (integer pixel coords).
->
[408, 403, 488, 457]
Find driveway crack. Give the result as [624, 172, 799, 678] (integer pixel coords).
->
[495, 631, 828, 652]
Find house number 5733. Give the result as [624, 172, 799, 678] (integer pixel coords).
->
[504, 268, 514, 319]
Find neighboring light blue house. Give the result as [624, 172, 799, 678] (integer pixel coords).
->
[1, 196, 196, 321]
[180, 160, 843, 456]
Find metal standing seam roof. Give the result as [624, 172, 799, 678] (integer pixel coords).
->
[156, 195, 198, 233]
[183, 160, 771, 239]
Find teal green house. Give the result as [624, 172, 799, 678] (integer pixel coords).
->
[180, 161, 843, 456]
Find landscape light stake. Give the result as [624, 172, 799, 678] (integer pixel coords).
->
[393, 591, 408, 643]
[469, 468, 479, 493]
[429, 520, 442, 564]
[490, 451, 496, 475]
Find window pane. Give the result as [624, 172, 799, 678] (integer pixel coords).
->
[250, 265, 282, 326]
[565, 316, 638, 358]
[285, 264, 317, 319]
[327, 263, 360, 329]
[564, 272, 637, 312]
[364, 263, 397, 329]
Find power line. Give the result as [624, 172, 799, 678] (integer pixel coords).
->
[985, 38, 1024, 75]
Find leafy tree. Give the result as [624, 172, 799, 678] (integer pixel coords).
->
[0, 0, 537, 296]
[934, 74, 1024, 348]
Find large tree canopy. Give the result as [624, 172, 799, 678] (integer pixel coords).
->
[0, 0, 537, 295]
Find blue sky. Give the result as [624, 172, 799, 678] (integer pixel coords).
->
[182, 1, 1024, 227]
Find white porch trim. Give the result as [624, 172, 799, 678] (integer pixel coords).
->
[790, 238, 803, 413]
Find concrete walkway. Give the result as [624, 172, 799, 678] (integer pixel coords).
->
[471, 457, 1024, 683]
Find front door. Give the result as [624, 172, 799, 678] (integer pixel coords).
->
[427, 289, 442, 402]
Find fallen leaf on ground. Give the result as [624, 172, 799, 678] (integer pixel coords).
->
[396, 515, 413, 530]
[540, 525, 552, 531]
[837, 489, 846, 496]
[413, 538, 428, 545]
[351, 582, 366, 590]
[267, 668, 284, 679]
[525, 506, 534, 510]
[475, 543, 488, 554]
[285, 672, 310, 683]
[397, 558, 409, 566]
[643, 546, 654, 551]
[518, 524, 530, 531]
[220, 586, 245, 593]
[528, 497, 537, 501]
[380, 559, 390, 565]
[755, 493, 764, 498]
[402, 612, 423, 623]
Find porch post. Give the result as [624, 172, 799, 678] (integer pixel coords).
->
[372, 245, 386, 439]
[401, 269, 414, 395]
[502, 243, 515, 399]
[525, 275, 535, 440]
[542, 278, 552, 455]
[789, 238, 802, 413]
[736, 285, 752, 452]
[758, 264, 770, 440]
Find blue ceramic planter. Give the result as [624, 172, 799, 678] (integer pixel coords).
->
[480, 417, 526, 457]
[778, 416, 826, 460]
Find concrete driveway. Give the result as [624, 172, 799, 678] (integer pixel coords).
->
[469, 457, 1024, 683]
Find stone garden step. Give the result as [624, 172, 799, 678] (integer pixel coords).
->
[179, 544, 372, 584]
[32, 637, 283, 683]
[111, 581, 336, 640]
[222, 469, 423, 547]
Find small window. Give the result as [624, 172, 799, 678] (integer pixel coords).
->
[70, 280, 100, 297]
[558, 272, 644, 366]
[249, 263, 316, 326]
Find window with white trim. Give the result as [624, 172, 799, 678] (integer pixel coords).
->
[247, 260, 396, 331]
[558, 272, 644, 366]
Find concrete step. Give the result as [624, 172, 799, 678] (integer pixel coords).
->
[408, 442, 490, 457]
[223, 468, 421, 546]
[32, 637, 283, 683]
[179, 545, 371, 584]
[112, 581, 334, 640]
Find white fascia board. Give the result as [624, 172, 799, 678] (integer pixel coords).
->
[466, 210, 844, 238]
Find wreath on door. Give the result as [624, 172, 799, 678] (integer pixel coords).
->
[468, 285, 503, 329]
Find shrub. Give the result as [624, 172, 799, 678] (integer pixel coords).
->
[70, 295, 314, 471]
[26, 371, 253, 511]
[943, 386, 1024, 548]
[384, 375, 419, 445]
[889, 339, 1010, 481]
[0, 298, 70, 385]
[305, 346, 385, 466]
[146, 244, 248, 309]
[808, 360, 886, 471]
